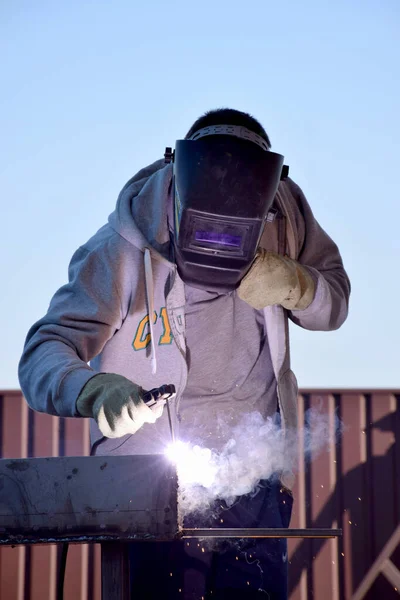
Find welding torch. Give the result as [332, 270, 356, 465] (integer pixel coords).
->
[142, 384, 176, 443]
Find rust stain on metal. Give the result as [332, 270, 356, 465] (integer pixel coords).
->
[6, 461, 29, 472]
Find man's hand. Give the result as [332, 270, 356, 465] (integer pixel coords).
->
[76, 373, 165, 438]
[237, 249, 315, 311]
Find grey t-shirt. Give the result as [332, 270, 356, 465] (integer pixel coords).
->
[178, 284, 278, 451]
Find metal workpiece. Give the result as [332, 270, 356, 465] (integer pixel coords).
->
[0, 454, 341, 546]
[0, 455, 178, 545]
[0, 529, 342, 546]
[0, 452, 342, 600]
[179, 528, 342, 539]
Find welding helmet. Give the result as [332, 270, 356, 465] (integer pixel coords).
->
[165, 125, 288, 293]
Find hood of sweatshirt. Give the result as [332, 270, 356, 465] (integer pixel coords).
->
[108, 158, 175, 262]
[108, 159, 176, 375]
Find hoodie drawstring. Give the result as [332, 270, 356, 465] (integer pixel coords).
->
[144, 248, 157, 375]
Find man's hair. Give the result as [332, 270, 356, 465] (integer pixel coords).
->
[185, 108, 271, 149]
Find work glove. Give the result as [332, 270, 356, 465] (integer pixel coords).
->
[76, 373, 165, 438]
[237, 249, 315, 311]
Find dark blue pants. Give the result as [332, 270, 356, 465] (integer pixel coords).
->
[129, 476, 293, 599]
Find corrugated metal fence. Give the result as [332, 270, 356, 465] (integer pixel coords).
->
[1, 389, 399, 600]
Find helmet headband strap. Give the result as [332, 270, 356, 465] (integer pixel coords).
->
[188, 124, 269, 152]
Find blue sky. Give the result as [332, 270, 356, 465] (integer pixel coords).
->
[1, 0, 399, 389]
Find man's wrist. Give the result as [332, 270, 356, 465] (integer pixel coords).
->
[76, 373, 105, 417]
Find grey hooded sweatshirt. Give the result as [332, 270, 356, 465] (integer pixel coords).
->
[18, 159, 350, 487]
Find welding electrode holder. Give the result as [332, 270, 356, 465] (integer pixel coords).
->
[141, 384, 176, 407]
[142, 384, 177, 443]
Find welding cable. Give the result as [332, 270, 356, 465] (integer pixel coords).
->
[57, 542, 69, 600]
[90, 436, 106, 456]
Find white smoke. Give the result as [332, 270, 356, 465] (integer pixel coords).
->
[166, 407, 342, 518]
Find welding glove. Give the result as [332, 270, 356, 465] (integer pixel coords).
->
[76, 373, 165, 438]
[237, 249, 315, 311]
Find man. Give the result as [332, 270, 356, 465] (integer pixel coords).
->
[19, 108, 350, 599]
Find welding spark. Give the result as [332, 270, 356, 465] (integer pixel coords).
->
[165, 441, 217, 488]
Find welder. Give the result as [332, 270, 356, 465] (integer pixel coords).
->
[18, 108, 350, 599]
